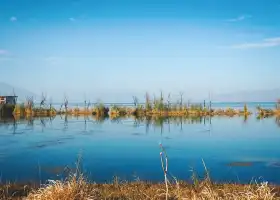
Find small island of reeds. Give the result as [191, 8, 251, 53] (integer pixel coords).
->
[6, 92, 280, 120]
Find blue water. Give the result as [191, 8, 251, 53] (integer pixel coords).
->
[0, 113, 280, 184]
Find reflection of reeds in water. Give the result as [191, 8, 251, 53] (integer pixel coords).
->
[257, 101, 280, 118]
[2, 114, 280, 136]
[276, 117, 280, 127]
[131, 116, 213, 133]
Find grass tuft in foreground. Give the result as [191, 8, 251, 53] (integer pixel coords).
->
[26, 175, 99, 200]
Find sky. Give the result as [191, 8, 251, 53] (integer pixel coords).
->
[0, 0, 280, 102]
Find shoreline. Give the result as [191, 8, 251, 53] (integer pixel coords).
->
[10, 104, 280, 118]
[1, 177, 280, 199]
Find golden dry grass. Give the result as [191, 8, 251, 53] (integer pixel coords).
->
[1, 175, 274, 200]
[11, 103, 257, 118]
[25, 176, 98, 200]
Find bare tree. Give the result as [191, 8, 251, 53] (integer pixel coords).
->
[145, 92, 151, 110]
[132, 96, 139, 107]
[87, 100, 91, 110]
[179, 92, 184, 109]
[40, 93, 47, 109]
[209, 91, 212, 111]
[160, 90, 163, 102]
[160, 90, 164, 110]
[64, 95, 68, 112]
[12, 88, 17, 104]
[49, 97, 53, 110]
[60, 94, 68, 112]
[167, 93, 171, 111]
[26, 96, 34, 110]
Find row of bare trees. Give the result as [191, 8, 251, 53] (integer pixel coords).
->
[25, 93, 49, 110]
[23, 93, 94, 113]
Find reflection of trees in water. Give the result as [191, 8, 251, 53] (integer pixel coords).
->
[27, 117, 34, 129]
[130, 116, 212, 133]
[5, 115, 280, 136]
[40, 118, 46, 132]
[133, 118, 141, 127]
[243, 115, 248, 124]
[256, 116, 280, 128]
[92, 116, 107, 124]
[49, 116, 55, 126]
[110, 117, 122, 124]
[84, 116, 89, 132]
[276, 117, 280, 127]
[12, 117, 17, 134]
[62, 115, 68, 132]
[38, 117, 56, 132]
[0, 117, 19, 134]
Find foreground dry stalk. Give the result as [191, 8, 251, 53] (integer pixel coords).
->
[159, 143, 169, 200]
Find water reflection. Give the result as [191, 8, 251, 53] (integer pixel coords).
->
[1, 115, 280, 135]
[1, 113, 280, 184]
[130, 116, 213, 133]
[276, 117, 280, 127]
[227, 162, 253, 167]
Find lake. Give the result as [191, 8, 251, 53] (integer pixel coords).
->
[0, 103, 280, 184]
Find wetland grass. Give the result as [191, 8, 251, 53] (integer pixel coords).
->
[257, 102, 280, 118]
[9, 92, 280, 119]
[130, 92, 251, 118]
[2, 179, 278, 200]
[92, 102, 109, 117]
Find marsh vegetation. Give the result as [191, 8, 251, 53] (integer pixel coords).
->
[8, 92, 280, 120]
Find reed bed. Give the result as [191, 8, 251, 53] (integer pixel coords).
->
[1, 172, 279, 200]
[257, 107, 280, 117]
[12, 100, 109, 118]
[7, 93, 280, 119]
[256, 100, 280, 117]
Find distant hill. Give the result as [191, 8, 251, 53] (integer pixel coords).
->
[213, 88, 280, 102]
[0, 82, 38, 103]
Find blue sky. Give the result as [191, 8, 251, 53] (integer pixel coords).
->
[0, 0, 280, 102]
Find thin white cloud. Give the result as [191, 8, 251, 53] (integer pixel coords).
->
[10, 16, 17, 22]
[69, 17, 76, 22]
[226, 15, 251, 22]
[231, 37, 280, 49]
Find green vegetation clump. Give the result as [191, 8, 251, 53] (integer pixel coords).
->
[9, 93, 280, 119]
[110, 105, 128, 116]
[92, 102, 109, 116]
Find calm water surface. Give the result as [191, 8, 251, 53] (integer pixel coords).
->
[0, 113, 280, 184]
